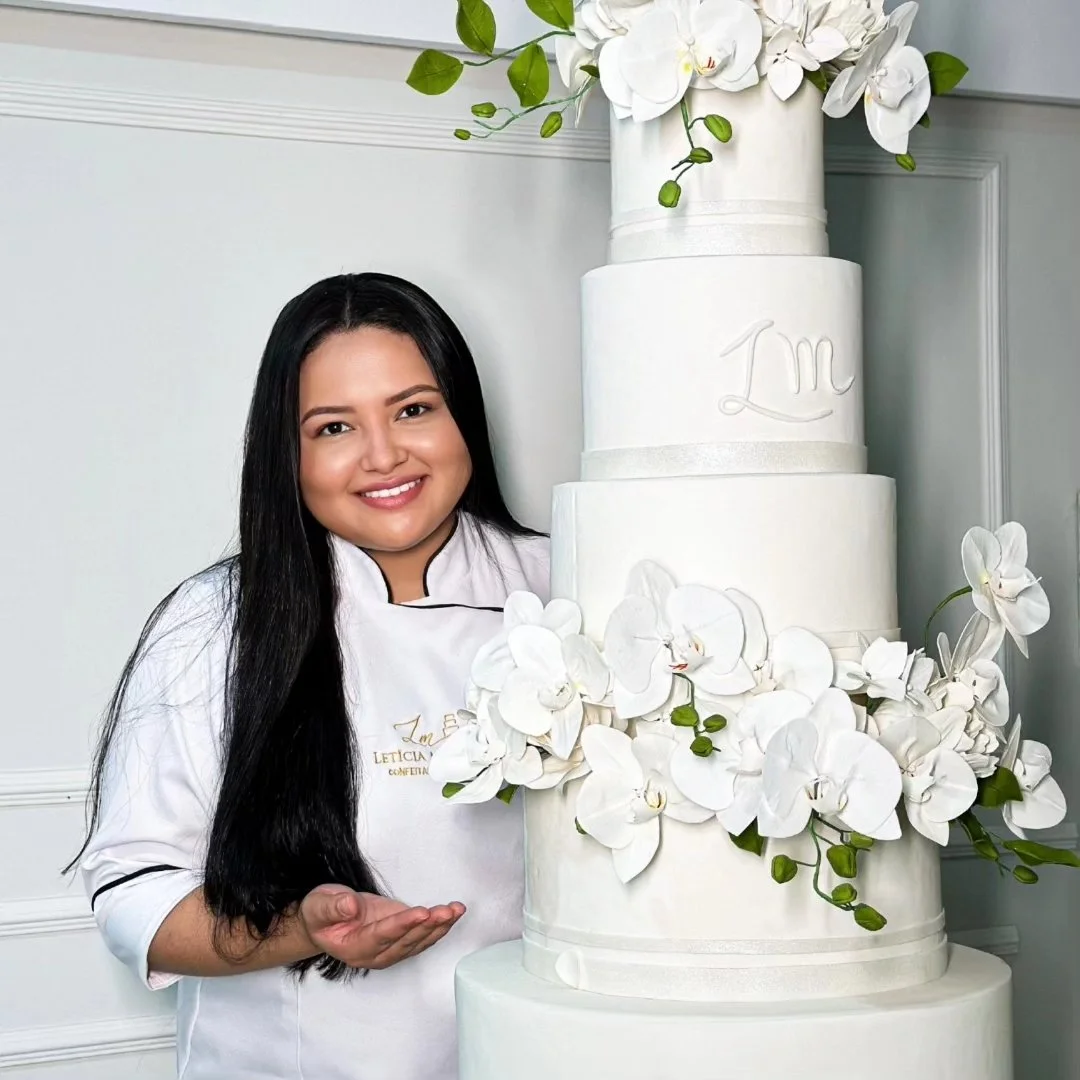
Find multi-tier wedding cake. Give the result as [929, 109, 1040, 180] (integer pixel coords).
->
[409, 3, 1071, 1077]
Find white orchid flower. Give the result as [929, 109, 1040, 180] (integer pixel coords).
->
[818, 0, 887, 62]
[429, 698, 543, 803]
[926, 703, 1002, 779]
[576, 725, 713, 882]
[576, 0, 654, 46]
[961, 523, 1050, 658]
[834, 636, 910, 701]
[497, 625, 612, 759]
[470, 591, 582, 693]
[758, 0, 848, 101]
[599, 0, 763, 122]
[759, 687, 902, 839]
[877, 715, 978, 845]
[931, 615, 1010, 730]
[555, 35, 600, 123]
[669, 687, 806, 835]
[603, 560, 746, 720]
[821, 1, 930, 154]
[999, 717, 1068, 838]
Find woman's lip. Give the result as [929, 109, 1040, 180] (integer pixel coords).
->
[355, 476, 426, 510]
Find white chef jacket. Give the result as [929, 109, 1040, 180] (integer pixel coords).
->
[81, 513, 549, 1080]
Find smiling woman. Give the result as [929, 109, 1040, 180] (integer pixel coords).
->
[66, 272, 549, 1079]
[298, 326, 474, 601]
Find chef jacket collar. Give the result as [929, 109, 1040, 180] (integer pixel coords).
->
[330, 512, 484, 608]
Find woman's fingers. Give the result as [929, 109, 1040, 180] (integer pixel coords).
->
[366, 903, 466, 969]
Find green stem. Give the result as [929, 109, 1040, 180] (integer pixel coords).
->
[808, 819, 840, 907]
[922, 585, 974, 653]
[462, 29, 572, 68]
[680, 98, 694, 148]
[472, 84, 592, 136]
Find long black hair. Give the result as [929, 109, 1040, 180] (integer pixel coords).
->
[68, 272, 541, 980]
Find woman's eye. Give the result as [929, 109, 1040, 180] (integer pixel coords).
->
[399, 402, 432, 420]
[316, 421, 350, 437]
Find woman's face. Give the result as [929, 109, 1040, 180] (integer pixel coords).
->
[298, 326, 472, 553]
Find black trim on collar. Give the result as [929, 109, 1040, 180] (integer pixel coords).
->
[401, 602, 504, 613]
[90, 864, 185, 910]
[420, 514, 460, 599]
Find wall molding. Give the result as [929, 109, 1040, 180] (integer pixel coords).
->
[0, 75, 609, 160]
[0, 1015, 174, 1069]
[0, 895, 94, 938]
[951, 924, 1020, 958]
[825, 145, 1009, 534]
[942, 820, 1078, 860]
[0, 767, 88, 808]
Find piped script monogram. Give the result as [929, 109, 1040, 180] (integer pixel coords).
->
[717, 319, 855, 423]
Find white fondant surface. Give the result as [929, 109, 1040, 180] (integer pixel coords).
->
[536, 474, 944, 1000]
[550, 474, 896, 645]
[609, 82, 827, 262]
[458, 943, 1012, 1080]
[581, 255, 863, 476]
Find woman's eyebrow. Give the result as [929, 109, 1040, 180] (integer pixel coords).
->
[385, 383, 440, 405]
[300, 404, 356, 424]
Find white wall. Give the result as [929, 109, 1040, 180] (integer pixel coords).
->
[0, 6, 1078, 1080]
[0, 9, 606, 1075]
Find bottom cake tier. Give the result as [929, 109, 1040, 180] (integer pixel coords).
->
[457, 942, 1012, 1080]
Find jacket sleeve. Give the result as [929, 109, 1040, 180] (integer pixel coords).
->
[80, 576, 228, 990]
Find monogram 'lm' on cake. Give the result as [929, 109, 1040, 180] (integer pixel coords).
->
[409, 3, 1071, 1078]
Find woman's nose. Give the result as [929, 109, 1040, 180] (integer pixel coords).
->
[359, 425, 408, 475]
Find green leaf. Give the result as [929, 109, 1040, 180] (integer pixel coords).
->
[580, 63, 600, 79]
[730, 821, 765, 857]
[853, 904, 887, 932]
[918, 111, 931, 128]
[703, 114, 732, 144]
[895, 153, 917, 172]
[658, 179, 682, 208]
[526, 0, 573, 30]
[540, 111, 563, 138]
[1004, 840, 1080, 869]
[977, 766, 1024, 809]
[453, 129, 472, 141]
[973, 837, 1000, 862]
[407, 50, 465, 96]
[827, 844, 858, 879]
[471, 101, 498, 118]
[831, 883, 857, 905]
[442, 782, 465, 798]
[456, 0, 497, 56]
[848, 833, 875, 851]
[957, 810, 989, 844]
[670, 704, 699, 728]
[703, 714, 728, 733]
[925, 51, 969, 97]
[690, 735, 714, 758]
[687, 146, 713, 164]
[507, 42, 550, 107]
[805, 67, 828, 94]
[1013, 865, 1039, 885]
[575, 818, 588, 836]
[496, 784, 518, 805]
[771, 854, 798, 884]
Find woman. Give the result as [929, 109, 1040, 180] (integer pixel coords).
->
[70, 272, 549, 1078]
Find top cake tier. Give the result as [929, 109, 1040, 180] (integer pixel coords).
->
[610, 82, 827, 263]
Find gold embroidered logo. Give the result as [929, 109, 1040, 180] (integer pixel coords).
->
[372, 713, 461, 778]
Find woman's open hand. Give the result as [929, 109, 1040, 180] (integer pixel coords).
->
[298, 884, 466, 971]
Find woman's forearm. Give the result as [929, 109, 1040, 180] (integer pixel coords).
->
[147, 887, 320, 978]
